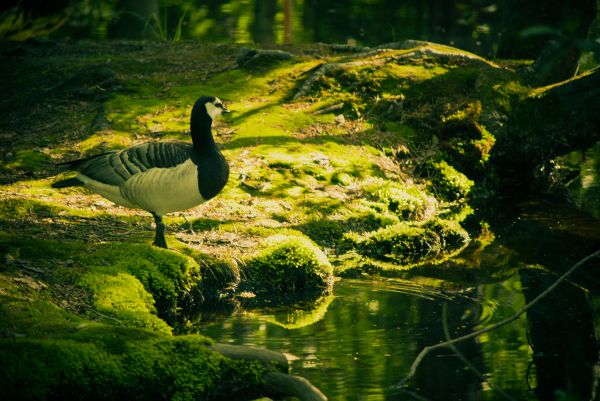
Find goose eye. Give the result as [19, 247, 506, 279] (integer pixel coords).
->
[215, 102, 223, 109]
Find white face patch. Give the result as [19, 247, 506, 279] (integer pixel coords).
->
[205, 98, 224, 120]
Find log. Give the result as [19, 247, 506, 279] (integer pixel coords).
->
[493, 66, 600, 175]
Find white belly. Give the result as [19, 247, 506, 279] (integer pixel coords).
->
[79, 160, 205, 215]
[121, 159, 205, 215]
[78, 174, 137, 209]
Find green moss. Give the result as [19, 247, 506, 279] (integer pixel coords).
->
[0, 197, 58, 221]
[330, 171, 353, 186]
[79, 272, 172, 335]
[245, 234, 333, 296]
[4, 149, 52, 172]
[0, 320, 264, 401]
[438, 102, 497, 176]
[179, 246, 240, 299]
[441, 101, 482, 130]
[426, 160, 474, 201]
[348, 217, 469, 264]
[366, 180, 434, 221]
[74, 131, 136, 156]
[423, 218, 470, 250]
[0, 233, 202, 328]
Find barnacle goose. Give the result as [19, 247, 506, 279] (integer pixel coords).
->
[52, 96, 230, 249]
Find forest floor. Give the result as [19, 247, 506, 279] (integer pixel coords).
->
[0, 40, 498, 277]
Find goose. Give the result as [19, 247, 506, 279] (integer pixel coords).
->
[52, 96, 230, 249]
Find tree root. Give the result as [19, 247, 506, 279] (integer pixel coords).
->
[209, 342, 288, 372]
[292, 40, 500, 100]
[262, 372, 328, 401]
[210, 343, 328, 400]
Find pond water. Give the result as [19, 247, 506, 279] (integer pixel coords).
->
[563, 142, 600, 221]
[22, 1, 513, 57]
[199, 198, 600, 401]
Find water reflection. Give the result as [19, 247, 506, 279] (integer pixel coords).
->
[563, 142, 600, 221]
[5, 0, 505, 56]
[520, 269, 599, 401]
[199, 199, 600, 401]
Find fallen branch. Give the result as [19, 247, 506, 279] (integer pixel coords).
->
[396, 249, 600, 388]
[441, 303, 517, 401]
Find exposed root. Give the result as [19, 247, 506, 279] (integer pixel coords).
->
[210, 342, 288, 372]
[210, 343, 328, 400]
[262, 372, 328, 401]
[293, 40, 500, 100]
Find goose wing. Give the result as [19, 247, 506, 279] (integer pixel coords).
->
[70, 142, 194, 186]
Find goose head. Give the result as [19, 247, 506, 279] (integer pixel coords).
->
[190, 96, 230, 150]
[193, 96, 231, 123]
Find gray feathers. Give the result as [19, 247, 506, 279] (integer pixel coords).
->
[69, 142, 194, 186]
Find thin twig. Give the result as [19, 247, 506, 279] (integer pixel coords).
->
[397, 249, 600, 388]
[441, 303, 517, 401]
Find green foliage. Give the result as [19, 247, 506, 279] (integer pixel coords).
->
[425, 160, 474, 201]
[146, 10, 189, 42]
[245, 235, 333, 295]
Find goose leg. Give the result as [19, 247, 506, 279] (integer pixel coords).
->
[152, 213, 168, 249]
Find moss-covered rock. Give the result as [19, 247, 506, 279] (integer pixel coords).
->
[348, 218, 469, 264]
[244, 234, 333, 296]
[0, 234, 201, 328]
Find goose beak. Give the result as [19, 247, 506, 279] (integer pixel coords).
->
[222, 105, 231, 114]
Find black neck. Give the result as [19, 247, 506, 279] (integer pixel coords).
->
[190, 105, 216, 153]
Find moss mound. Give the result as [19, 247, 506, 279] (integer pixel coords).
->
[1, 234, 203, 332]
[425, 161, 474, 201]
[348, 218, 469, 264]
[245, 234, 333, 296]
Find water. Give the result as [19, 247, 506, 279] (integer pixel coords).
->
[202, 278, 530, 400]
[563, 142, 600, 221]
[199, 199, 600, 401]
[19, 1, 506, 57]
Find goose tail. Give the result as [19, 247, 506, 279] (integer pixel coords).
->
[55, 151, 114, 168]
[52, 177, 84, 188]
